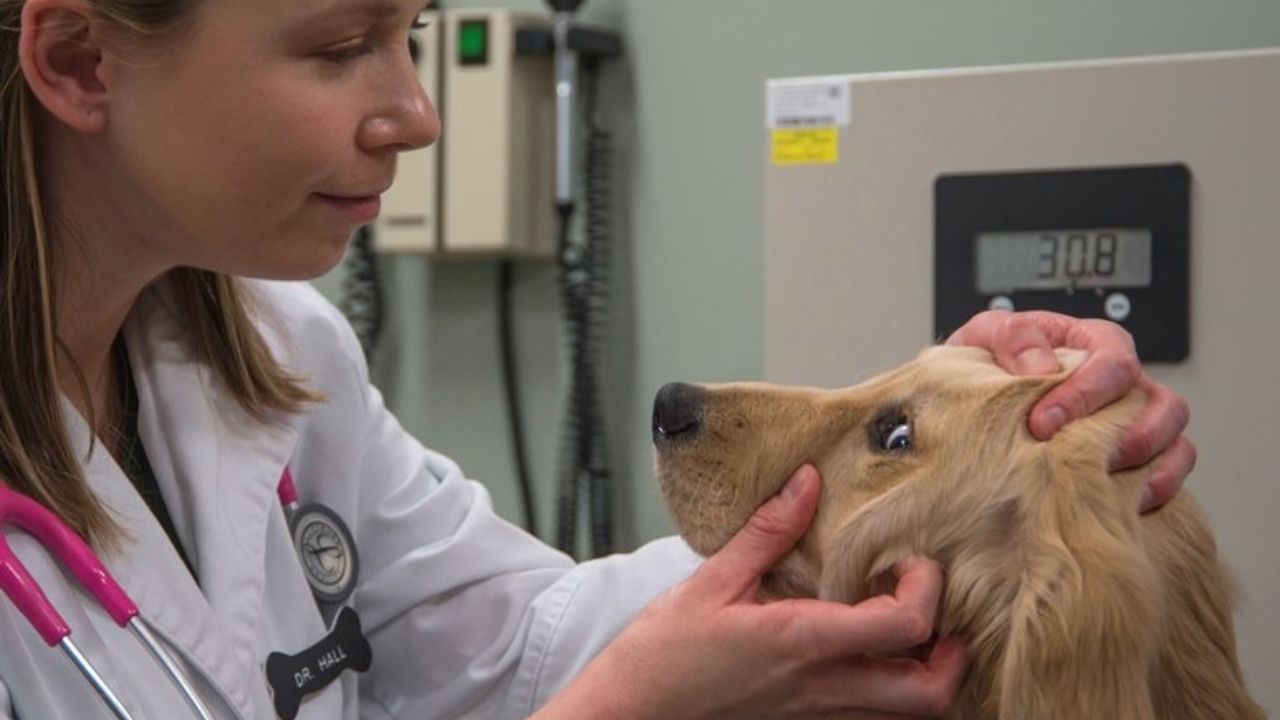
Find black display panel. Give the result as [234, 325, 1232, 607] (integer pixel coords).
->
[934, 164, 1190, 363]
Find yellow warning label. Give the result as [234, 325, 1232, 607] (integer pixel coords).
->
[771, 128, 838, 166]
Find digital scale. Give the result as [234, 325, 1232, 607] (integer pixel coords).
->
[934, 164, 1190, 362]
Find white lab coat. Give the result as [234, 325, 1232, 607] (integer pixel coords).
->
[0, 280, 701, 719]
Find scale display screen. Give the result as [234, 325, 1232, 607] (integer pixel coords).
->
[934, 164, 1190, 363]
[975, 227, 1152, 293]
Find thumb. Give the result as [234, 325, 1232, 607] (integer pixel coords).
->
[996, 321, 1061, 376]
[699, 465, 821, 594]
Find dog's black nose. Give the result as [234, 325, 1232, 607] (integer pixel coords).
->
[653, 382, 704, 444]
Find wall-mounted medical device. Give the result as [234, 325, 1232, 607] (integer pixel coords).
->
[377, 9, 556, 257]
[763, 48, 1280, 716]
[934, 163, 1191, 362]
[359, 3, 625, 558]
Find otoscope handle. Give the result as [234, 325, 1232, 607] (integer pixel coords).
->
[553, 13, 578, 209]
[0, 486, 139, 645]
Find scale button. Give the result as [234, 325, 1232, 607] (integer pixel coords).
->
[989, 295, 1015, 312]
[1104, 293, 1132, 322]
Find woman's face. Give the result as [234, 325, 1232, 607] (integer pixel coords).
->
[101, 0, 438, 279]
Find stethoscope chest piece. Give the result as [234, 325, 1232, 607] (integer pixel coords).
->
[288, 503, 358, 607]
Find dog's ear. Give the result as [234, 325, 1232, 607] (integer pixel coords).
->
[990, 464, 1162, 719]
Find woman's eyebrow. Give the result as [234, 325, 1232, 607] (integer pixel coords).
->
[279, 0, 431, 42]
[295, 0, 427, 25]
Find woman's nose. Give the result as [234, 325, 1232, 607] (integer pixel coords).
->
[406, 92, 442, 149]
[360, 58, 441, 153]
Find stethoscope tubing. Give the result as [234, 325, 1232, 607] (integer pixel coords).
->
[0, 484, 215, 720]
[132, 616, 217, 720]
[59, 636, 133, 719]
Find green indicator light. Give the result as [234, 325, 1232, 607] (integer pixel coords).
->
[459, 20, 488, 65]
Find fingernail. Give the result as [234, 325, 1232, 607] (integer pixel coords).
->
[783, 467, 811, 500]
[1041, 406, 1067, 436]
[1015, 348, 1058, 375]
[1139, 485, 1155, 513]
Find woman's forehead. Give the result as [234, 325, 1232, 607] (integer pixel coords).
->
[180, 0, 428, 50]
[272, 0, 427, 25]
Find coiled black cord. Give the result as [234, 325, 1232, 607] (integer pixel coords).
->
[555, 65, 614, 557]
[339, 225, 384, 361]
[498, 260, 539, 537]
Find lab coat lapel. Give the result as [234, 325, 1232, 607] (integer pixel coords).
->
[62, 397, 257, 719]
[122, 284, 301, 706]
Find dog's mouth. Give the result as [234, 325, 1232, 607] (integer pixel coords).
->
[651, 453, 759, 557]
[651, 382, 774, 555]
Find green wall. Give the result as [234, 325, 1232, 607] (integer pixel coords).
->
[314, 0, 1280, 550]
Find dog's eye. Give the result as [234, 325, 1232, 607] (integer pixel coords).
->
[883, 423, 911, 451]
[870, 408, 913, 452]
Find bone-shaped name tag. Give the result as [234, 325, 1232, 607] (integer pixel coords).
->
[266, 606, 372, 720]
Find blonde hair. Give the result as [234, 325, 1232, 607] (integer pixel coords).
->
[1, 0, 320, 547]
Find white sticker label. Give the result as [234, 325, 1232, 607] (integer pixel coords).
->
[767, 80, 850, 129]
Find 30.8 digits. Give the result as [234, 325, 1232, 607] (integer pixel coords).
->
[1037, 231, 1117, 280]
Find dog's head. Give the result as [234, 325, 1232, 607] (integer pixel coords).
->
[653, 345, 1159, 716]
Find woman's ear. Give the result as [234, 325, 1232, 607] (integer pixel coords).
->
[20, 0, 110, 132]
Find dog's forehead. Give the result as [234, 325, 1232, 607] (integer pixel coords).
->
[913, 344, 995, 365]
[836, 346, 1004, 396]
[909, 345, 1087, 381]
[909, 345, 1008, 381]
[703, 344, 1070, 399]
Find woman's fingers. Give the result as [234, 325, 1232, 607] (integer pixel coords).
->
[1140, 435, 1197, 512]
[846, 636, 969, 717]
[947, 310, 1062, 375]
[801, 636, 969, 718]
[949, 311, 1149, 440]
[1110, 376, 1191, 470]
[950, 310, 1195, 511]
[791, 558, 945, 658]
[1021, 317, 1139, 439]
[1029, 343, 1141, 439]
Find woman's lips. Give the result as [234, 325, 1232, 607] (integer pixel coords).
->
[315, 193, 381, 223]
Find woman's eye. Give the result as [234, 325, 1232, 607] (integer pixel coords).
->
[319, 41, 374, 65]
[883, 423, 911, 451]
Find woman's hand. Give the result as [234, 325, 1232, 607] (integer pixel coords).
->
[948, 310, 1195, 512]
[536, 466, 968, 720]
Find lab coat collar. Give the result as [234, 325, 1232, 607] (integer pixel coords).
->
[64, 402, 253, 718]
[77, 278, 301, 718]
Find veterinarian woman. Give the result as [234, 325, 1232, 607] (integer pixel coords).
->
[0, 0, 1196, 717]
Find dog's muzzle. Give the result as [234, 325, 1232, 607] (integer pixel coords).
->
[652, 382, 705, 446]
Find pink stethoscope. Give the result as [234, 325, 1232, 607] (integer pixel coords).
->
[0, 470, 311, 720]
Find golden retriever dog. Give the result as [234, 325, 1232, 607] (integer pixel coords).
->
[652, 346, 1264, 719]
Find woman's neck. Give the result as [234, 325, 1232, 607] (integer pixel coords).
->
[44, 122, 170, 448]
[54, 276, 143, 457]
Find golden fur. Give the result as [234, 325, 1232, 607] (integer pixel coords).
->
[654, 346, 1264, 719]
